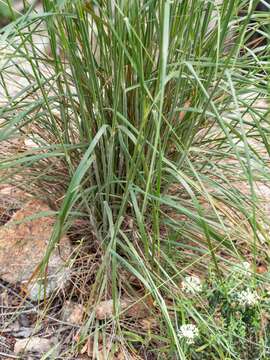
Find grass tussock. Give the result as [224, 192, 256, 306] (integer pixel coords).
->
[0, 0, 270, 358]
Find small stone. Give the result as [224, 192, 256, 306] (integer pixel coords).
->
[3, 320, 20, 333]
[18, 313, 32, 327]
[0, 199, 72, 300]
[95, 298, 150, 320]
[24, 138, 37, 148]
[61, 300, 84, 325]
[14, 336, 57, 354]
[2, 320, 35, 338]
[15, 327, 34, 338]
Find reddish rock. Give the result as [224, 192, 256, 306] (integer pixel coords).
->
[0, 199, 71, 300]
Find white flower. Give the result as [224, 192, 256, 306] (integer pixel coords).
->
[235, 289, 260, 307]
[232, 261, 252, 277]
[178, 324, 199, 344]
[181, 275, 202, 294]
[242, 262, 250, 270]
[241, 261, 252, 277]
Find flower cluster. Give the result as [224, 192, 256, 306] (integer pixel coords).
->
[178, 324, 199, 344]
[235, 289, 259, 307]
[181, 275, 202, 294]
[241, 261, 252, 277]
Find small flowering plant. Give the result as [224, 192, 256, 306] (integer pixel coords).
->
[231, 261, 252, 278]
[240, 261, 252, 277]
[181, 275, 202, 294]
[178, 324, 199, 344]
[205, 265, 265, 355]
[233, 289, 260, 308]
[177, 264, 270, 358]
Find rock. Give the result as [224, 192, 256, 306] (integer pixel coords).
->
[14, 336, 57, 355]
[95, 297, 150, 320]
[3, 320, 20, 333]
[61, 300, 84, 325]
[14, 327, 34, 338]
[141, 317, 159, 330]
[0, 199, 72, 300]
[24, 138, 38, 148]
[0, 184, 28, 225]
[2, 320, 34, 338]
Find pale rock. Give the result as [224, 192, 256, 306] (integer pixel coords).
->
[95, 298, 150, 320]
[14, 336, 57, 355]
[61, 300, 84, 325]
[0, 199, 72, 300]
